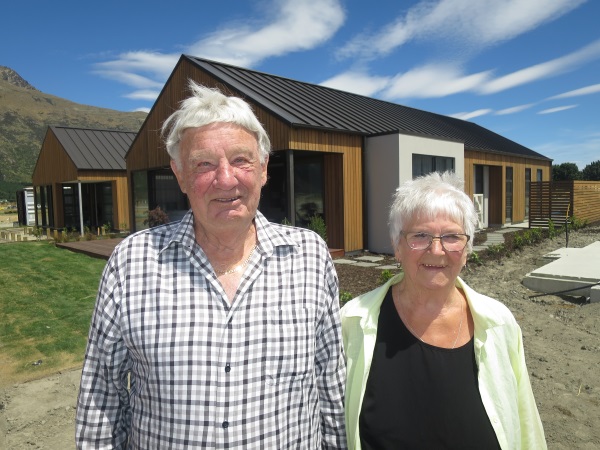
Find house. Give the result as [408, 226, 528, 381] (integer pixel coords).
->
[127, 55, 552, 254]
[32, 126, 136, 233]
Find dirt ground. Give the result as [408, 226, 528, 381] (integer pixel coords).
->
[1, 225, 598, 449]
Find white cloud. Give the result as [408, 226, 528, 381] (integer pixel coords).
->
[337, 0, 585, 60]
[450, 109, 493, 120]
[382, 64, 491, 99]
[479, 39, 600, 94]
[547, 83, 600, 99]
[320, 71, 390, 97]
[124, 90, 162, 101]
[93, 52, 179, 89]
[538, 105, 578, 114]
[495, 104, 535, 115]
[187, 0, 344, 67]
[93, 0, 345, 104]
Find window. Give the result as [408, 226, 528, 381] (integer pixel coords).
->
[536, 169, 543, 181]
[412, 154, 455, 178]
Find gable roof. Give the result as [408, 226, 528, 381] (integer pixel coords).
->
[185, 55, 549, 161]
[50, 126, 137, 170]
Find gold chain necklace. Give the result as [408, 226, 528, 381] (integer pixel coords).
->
[215, 245, 257, 276]
[400, 295, 464, 349]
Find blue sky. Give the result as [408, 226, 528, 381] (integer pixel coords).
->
[3, 0, 599, 169]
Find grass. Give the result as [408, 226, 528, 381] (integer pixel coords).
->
[0, 241, 106, 386]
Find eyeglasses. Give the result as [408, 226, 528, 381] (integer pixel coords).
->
[402, 231, 470, 252]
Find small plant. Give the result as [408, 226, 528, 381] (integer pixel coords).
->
[84, 226, 94, 241]
[281, 217, 292, 226]
[144, 206, 170, 228]
[307, 214, 327, 244]
[468, 251, 482, 266]
[339, 291, 353, 306]
[31, 226, 43, 241]
[102, 222, 112, 235]
[378, 269, 394, 284]
[548, 219, 557, 239]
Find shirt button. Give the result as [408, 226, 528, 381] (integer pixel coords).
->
[222, 421, 229, 429]
[225, 363, 231, 373]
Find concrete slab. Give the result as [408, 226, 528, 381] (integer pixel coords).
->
[522, 241, 600, 298]
[354, 256, 385, 262]
[355, 262, 380, 268]
[333, 259, 358, 265]
[377, 265, 399, 270]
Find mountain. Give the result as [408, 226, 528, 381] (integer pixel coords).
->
[0, 66, 147, 185]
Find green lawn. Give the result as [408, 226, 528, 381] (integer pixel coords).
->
[0, 241, 106, 386]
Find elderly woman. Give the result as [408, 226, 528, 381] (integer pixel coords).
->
[342, 171, 546, 449]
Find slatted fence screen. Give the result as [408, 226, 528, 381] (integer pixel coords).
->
[529, 181, 573, 228]
[530, 180, 600, 228]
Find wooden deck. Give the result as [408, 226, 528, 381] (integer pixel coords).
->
[56, 238, 123, 260]
[57, 238, 344, 261]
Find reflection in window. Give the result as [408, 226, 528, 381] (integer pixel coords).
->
[412, 154, 455, 178]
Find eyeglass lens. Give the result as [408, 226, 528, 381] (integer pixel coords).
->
[405, 232, 469, 251]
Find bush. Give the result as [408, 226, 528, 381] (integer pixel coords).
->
[339, 291, 353, 306]
[378, 269, 394, 284]
[144, 206, 170, 228]
[307, 214, 327, 244]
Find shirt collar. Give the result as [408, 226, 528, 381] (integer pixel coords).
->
[158, 209, 299, 256]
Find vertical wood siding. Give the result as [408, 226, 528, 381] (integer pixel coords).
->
[464, 149, 551, 225]
[32, 131, 130, 230]
[127, 60, 365, 252]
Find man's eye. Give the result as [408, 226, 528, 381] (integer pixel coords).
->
[413, 233, 430, 239]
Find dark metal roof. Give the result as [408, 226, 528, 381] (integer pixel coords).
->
[50, 126, 137, 170]
[186, 55, 549, 160]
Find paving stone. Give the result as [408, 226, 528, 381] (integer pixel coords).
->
[333, 259, 358, 265]
[355, 262, 380, 268]
[354, 256, 385, 262]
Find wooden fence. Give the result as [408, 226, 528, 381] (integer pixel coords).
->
[529, 181, 600, 228]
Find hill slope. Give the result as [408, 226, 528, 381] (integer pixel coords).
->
[0, 66, 147, 184]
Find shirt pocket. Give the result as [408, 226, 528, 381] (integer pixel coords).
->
[266, 306, 315, 385]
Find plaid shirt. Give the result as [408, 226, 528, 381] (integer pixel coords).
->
[75, 210, 347, 449]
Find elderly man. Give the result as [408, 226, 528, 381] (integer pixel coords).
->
[75, 81, 347, 449]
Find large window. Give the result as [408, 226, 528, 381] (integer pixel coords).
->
[35, 185, 53, 228]
[412, 154, 455, 178]
[132, 169, 188, 230]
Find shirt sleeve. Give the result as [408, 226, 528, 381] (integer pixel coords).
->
[315, 253, 348, 449]
[75, 255, 131, 449]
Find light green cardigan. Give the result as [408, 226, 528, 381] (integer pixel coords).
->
[341, 273, 547, 450]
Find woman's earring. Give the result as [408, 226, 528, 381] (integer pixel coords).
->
[396, 260, 402, 269]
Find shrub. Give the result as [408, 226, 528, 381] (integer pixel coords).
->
[339, 291, 353, 306]
[468, 251, 482, 266]
[307, 214, 327, 244]
[379, 269, 394, 284]
[144, 206, 170, 228]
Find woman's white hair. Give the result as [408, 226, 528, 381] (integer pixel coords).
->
[161, 80, 271, 168]
[388, 171, 478, 253]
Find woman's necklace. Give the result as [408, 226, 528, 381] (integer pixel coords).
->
[400, 294, 465, 349]
[215, 245, 257, 276]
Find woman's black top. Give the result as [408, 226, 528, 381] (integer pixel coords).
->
[359, 289, 501, 449]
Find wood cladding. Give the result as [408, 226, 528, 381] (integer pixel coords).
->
[530, 181, 600, 227]
[464, 149, 552, 226]
[126, 60, 364, 252]
[32, 131, 130, 230]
